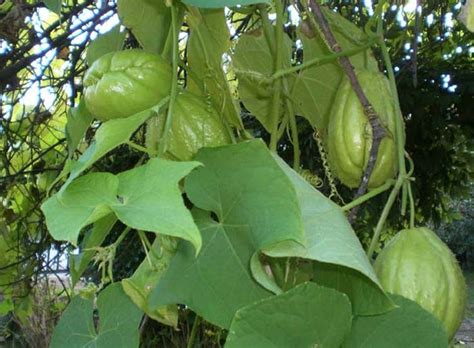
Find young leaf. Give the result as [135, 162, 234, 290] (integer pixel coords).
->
[50, 283, 143, 348]
[122, 238, 178, 327]
[65, 98, 93, 158]
[342, 294, 449, 348]
[225, 283, 352, 348]
[86, 25, 125, 66]
[187, 8, 243, 129]
[117, 0, 172, 55]
[233, 28, 294, 132]
[182, 0, 269, 8]
[42, 158, 201, 250]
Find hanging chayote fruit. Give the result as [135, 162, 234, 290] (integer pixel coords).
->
[374, 227, 467, 341]
[326, 71, 401, 189]
[83, 49, 172, 121]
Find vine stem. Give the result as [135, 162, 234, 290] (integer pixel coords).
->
[266, 1, 284, 152]
[287, 98, 300, 169]
[158, 4, 179, 156]
[306, 0, 387, 222]
[272, 41, 375, 80]
[341, 180, 395, 211]
[367, 12, 410, 259]
[187, 315, 202, 348]
[234, 43, 374, 84]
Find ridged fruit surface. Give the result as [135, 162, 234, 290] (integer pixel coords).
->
[83, 49, 172, 121]
[374, 227, 467, 341]
[326, 71, 399, 188]
[153, 91, 231, 160]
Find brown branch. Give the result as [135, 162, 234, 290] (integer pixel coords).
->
[0, 1, 114, 85]
[306, 0, 386, 222]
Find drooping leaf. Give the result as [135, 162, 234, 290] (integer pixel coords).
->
[65, 98, 93, 158]
[50, 283, 143, 348]
[117, 0, 172, 56]
[342, 294, 449, 348]
[42, 158, 201, 250]
[183, 0, 269, 8]
[187, 8, 242, 128]
[225, 283, 352, 348]
[122, 237, 178, 327]
[62, 107, 157, 192]
[86, 25, 125, 65]
[233, 27, 294, 132]
[267, 156, 393, 315]
[291, 8, 378, 130]
[149, 141, 305, 328]
[70, 214, 117, 285]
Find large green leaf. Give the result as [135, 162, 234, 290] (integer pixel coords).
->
[291, 8, 378, 130]
[232, 28, 294, 132]
[86, 25, 125, 65]
[42, 158, 201, 250]
[183, 0, 269, 8]
[50, 283, 143, 348]
[70, 214, 117, 285]
[149, 141, 305, 328]
[117, 0, 172, 56]
[122, 237, 178, 327]
[149, 140, 390, 328]
[187, 8, 242, 128]
[268, 156, 393, 315]
[225, 283, 352, 348]
[342, 294, 449, 348]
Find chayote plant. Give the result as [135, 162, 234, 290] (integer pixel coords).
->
[83, 49, 172, 121]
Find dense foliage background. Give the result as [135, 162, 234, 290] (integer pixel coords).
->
[0, 0, 472, 346]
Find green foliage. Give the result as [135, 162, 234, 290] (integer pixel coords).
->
[226, 283, 352, 348]
[117, 0, 172, 56]
[0, 0, 472, 346]
[49, 283, 143, 348]
[42, 157, 201, 248]
[343, 294, 448, 348]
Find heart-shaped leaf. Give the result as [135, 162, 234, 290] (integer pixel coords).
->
[50, 283, 143, 348]
[226, 283, 352, 348]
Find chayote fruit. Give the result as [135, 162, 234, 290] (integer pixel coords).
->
[151, 91, 232, 160]
[326, 71, 400, 189]
[374, 227, 467, 341]
[83, 49, 172, 121]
